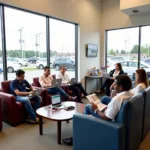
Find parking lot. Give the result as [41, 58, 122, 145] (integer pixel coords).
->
[0, 64, 75, 83]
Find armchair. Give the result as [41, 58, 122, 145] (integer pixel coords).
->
[73, 94, 144, 150]
[0, 81, 27, 126]
[0, 98, 2, 131]
[32, 77, 69, 105]
[0, 80, 44, 126]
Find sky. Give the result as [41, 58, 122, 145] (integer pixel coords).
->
[0, 7, 75, 54]
[107, 26, 150, 52]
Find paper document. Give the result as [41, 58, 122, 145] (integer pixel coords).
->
[86, 93, 107, 111]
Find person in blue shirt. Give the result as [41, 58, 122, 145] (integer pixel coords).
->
[10, 69, 42, 124]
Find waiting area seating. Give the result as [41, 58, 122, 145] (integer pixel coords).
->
[0, 98, 2, 131]
[73, 87, 150, 150]
[0, 80, 45, 126]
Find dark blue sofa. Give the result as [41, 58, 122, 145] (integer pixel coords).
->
[73, 93, 144, 150]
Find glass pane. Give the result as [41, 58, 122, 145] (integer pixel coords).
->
[0, 7, 3, 83]
[107, 27, 139, 76]
[5, 7, 46, 83]
[50, 18, 75, 78]
[140, 26, 150, 72]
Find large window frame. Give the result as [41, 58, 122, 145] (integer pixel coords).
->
[0, 3, 78, 81]
[105, 25, 150, 73]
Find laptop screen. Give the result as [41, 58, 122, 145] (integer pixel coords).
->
[51, 95, 61, 105]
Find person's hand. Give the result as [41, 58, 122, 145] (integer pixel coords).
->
[28, 91, 33, 95]
[110, 77, 114, 80]
[91, 102, 98, 111]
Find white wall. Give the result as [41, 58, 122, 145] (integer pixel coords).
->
[100, 0, 150, 65]
[0, 0, 101, 85]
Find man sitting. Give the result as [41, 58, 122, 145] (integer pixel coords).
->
[10, 69, 42, 124]
[57, 65, 88, 103]
[39, 66, 76, 101]
[63, 74, 133, 145]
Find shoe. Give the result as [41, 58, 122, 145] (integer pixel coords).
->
[69, 96, 77, 101]
[63, 137, 73, 145]
[35, 118, 45, 124]
[26, 118, 37, 124]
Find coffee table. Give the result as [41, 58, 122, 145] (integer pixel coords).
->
[36, 101, 85, 144]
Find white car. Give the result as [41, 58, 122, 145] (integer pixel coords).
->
[0, 60, 20, 73]
[107, 61, 150, 76]
[36, 58, 53, 69]
[7, 57, 28, 67]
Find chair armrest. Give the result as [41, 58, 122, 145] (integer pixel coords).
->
[73, 113, 125, 150]
[0, 92, 17, 109]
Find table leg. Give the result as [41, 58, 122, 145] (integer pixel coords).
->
[57, 121, 61, 144]
[39, 116, 43, 135]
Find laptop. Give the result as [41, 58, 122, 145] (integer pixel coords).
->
[70, 78, 78, 85]
[51, 95, 64, 108]
[51, 79, 62, 87]
[28, 89, 42, 98]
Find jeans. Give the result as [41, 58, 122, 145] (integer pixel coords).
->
[100, 78, 114, 96]
[16, 95, 41, 120]
[101, 96, 112, 105]
[47, 87, 68, 99]
[84, 104, 101, 119]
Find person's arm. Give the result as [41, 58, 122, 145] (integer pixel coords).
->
[133, 84, 144, 95]
[14, 89, 32, 96]
[110, 82, 115, 91]
[92, 102, 111, 121]
[25, 80, 33, 91]
[39, 76, 51, 88]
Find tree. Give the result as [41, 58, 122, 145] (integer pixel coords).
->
[130, 45, 139, 54]
[121, 49, 126, 54]
[109, 49, 116, 56]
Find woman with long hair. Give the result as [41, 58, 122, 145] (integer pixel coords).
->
[99, 63, 124, 96]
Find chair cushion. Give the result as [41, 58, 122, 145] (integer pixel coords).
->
[1, 81, 11, 93]
[33, 77, 41, 87]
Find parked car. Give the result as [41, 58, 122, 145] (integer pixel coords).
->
[36, 58, 53, 69]
[107, 60, 150, 76]
[141, 58, 150, 65]
[52, 57, 75, 71]
[7, 57, 28, 67]
[28, 57, 38, 64]
[0, 60, 20, 73]
[109, 56, 125, 63]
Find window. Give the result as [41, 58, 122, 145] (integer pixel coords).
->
[50, 18, 75, 78]
[140, 26, 150, 67]
[5, 7, 46, 82]
[0, 6, 3, 82]
[107, 27, 139, 76]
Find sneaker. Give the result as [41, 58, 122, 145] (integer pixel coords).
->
[63, 137, 73, 145]
[69, 96, 77, 101]
[26, 118, 37, 124]
[35, 118, 45, 124]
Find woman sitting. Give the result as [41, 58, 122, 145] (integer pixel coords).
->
[101, 68, 148, 105]
[99, 63, 124, 96]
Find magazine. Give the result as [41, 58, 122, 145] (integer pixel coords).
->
[86, 93, 107, 111]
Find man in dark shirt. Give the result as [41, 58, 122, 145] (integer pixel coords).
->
[10, 69, 42, 124]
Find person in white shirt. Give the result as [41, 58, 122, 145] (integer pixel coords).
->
[39, 66, 77, 101]
[57, 66, 88, 102]
[101, 68, 148, 105]
[84, 74, 133, 120]
[63, 75, 133, 145]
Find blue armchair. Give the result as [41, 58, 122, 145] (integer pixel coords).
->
[141, 87, 150, 141]
[73, 93, 144, 150]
